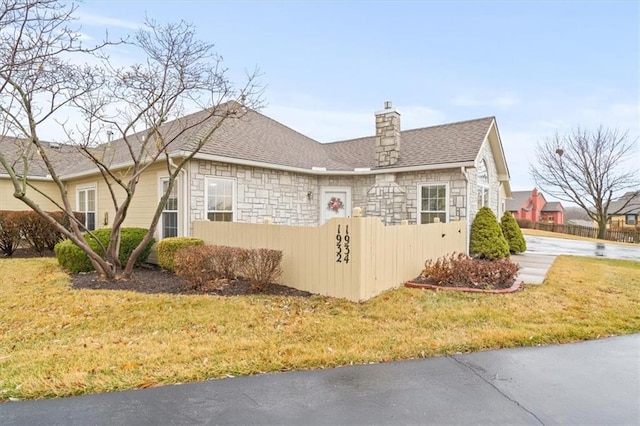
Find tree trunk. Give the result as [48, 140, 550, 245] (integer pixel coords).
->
[596, 219, 608, 240]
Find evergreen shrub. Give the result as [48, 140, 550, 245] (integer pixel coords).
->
[54, 227, 154, 273]
[156, 237, 204, 271]
[469, 206, 510, 260]
[501, 212, 527, 253]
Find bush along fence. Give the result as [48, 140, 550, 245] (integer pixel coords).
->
[520, 220, 640, 244]
[0, 210, 85, 256]
[193, 213, 467, 302]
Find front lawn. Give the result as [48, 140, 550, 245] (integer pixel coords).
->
[1, 256, 639, 400]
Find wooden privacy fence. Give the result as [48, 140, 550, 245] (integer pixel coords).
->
[535, 222, 640, 243]
[193, 217, 467, 302]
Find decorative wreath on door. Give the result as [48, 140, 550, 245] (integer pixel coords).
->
[327, 197, 344, 212]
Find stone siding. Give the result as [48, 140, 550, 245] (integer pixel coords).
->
[188, 139, 504, 230]
[397, 169, 467, 224]
[375, 107, 401, 167]
[189, 160, 319, 228]
[467, 140, 503, 221]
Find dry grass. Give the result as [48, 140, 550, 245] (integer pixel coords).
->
[522, 228, 638, 246]
[1, 256, 639, 401]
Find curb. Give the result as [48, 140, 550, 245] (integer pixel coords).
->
[405, 279, 523, 294]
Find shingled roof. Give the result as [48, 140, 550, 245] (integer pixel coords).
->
[0, 136, 86, 178]
[506, 190, 533, 211]
[542, 201, 564, 212]
[608, 191, 640, 215]
[1, 104, 501, 178]
[323, 116, 495, 170]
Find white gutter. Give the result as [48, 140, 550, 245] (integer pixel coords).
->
[59, 156, 166, 180]
[187, 151, 475, 176]
[43, 149, 476, 180]
[0, 174, 54, 181]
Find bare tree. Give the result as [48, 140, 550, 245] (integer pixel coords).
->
[530, 126, 639, 239]
[563, 206, 592, 222]
[0, 0, 113, 271]
[0, 0, 262, 279]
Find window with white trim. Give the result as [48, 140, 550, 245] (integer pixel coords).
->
[419, 184, 448, 224]
[477, 159, 490, 210]
[206, 177, 234, 222]
[626, 214, 637, 226]
[160, 178, 178, 239]
[76, 186, 96, 231]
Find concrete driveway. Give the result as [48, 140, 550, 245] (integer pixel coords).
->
[524, 235, 639, 260]
[2, 335, 639, 425]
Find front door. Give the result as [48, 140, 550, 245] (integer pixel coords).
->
[320, 187, 351, 224]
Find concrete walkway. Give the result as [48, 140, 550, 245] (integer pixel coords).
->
[2, 335, 638, 425]
[512, 252, 557, 284]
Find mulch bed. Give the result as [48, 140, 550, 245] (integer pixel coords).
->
[70, 267, 313, 297]
[7, 249, 312, 298]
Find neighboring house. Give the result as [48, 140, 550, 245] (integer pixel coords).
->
[506, 188, 564, 224]
[606, 191, 639, 230]
[0, 101, 512, 239]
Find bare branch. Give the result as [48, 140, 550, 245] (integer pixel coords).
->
[1, 2, 263, 280]
[530, 126, 639, 238]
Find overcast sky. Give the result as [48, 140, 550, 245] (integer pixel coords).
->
[65, 1, 639, 193]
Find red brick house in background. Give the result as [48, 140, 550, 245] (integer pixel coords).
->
[506, 188, 564, 224]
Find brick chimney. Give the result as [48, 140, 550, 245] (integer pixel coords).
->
[375, 101, 401, 167]
[531, 188, 539, 222]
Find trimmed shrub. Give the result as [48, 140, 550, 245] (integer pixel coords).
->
[21, 211, 58, 254]
[156, 237, 204, 271]
[238, 248, 283, 292]
[111, 228, 154, 268]
[173, 245, 283, 292]
[54, 239, 94, 273]
[469, 207, 510, 260]
[12, 210, 85, 254]
[174, 245, 242, 289]
[0, 211, 22, 256]
[54, 227, 154, 273]
[174, 245, 217, 289]
[207, 245, 243, 280]
[501, 212, 527, 254]
[421, 252, 519, 288]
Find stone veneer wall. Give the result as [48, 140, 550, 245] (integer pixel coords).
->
[364, 174, 407, 225]
[466, 139, 503, 221]
[397, 168, 468, 224]
[189, 160, 319, 228]
[375, 108, 401, 167]
[188, 141, 504, 230]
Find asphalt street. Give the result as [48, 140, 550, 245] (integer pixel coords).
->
[2, 334, 639, 425]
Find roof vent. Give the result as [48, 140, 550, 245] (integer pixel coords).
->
[384, 101, 393, 109]
[49, 142, 60, 149]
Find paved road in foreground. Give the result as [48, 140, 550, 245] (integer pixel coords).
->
[3, 334, 639, 425]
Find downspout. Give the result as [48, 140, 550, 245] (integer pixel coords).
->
[461, 166, 470, 255]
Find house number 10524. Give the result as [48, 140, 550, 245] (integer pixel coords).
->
[336, 224, 350, 264]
